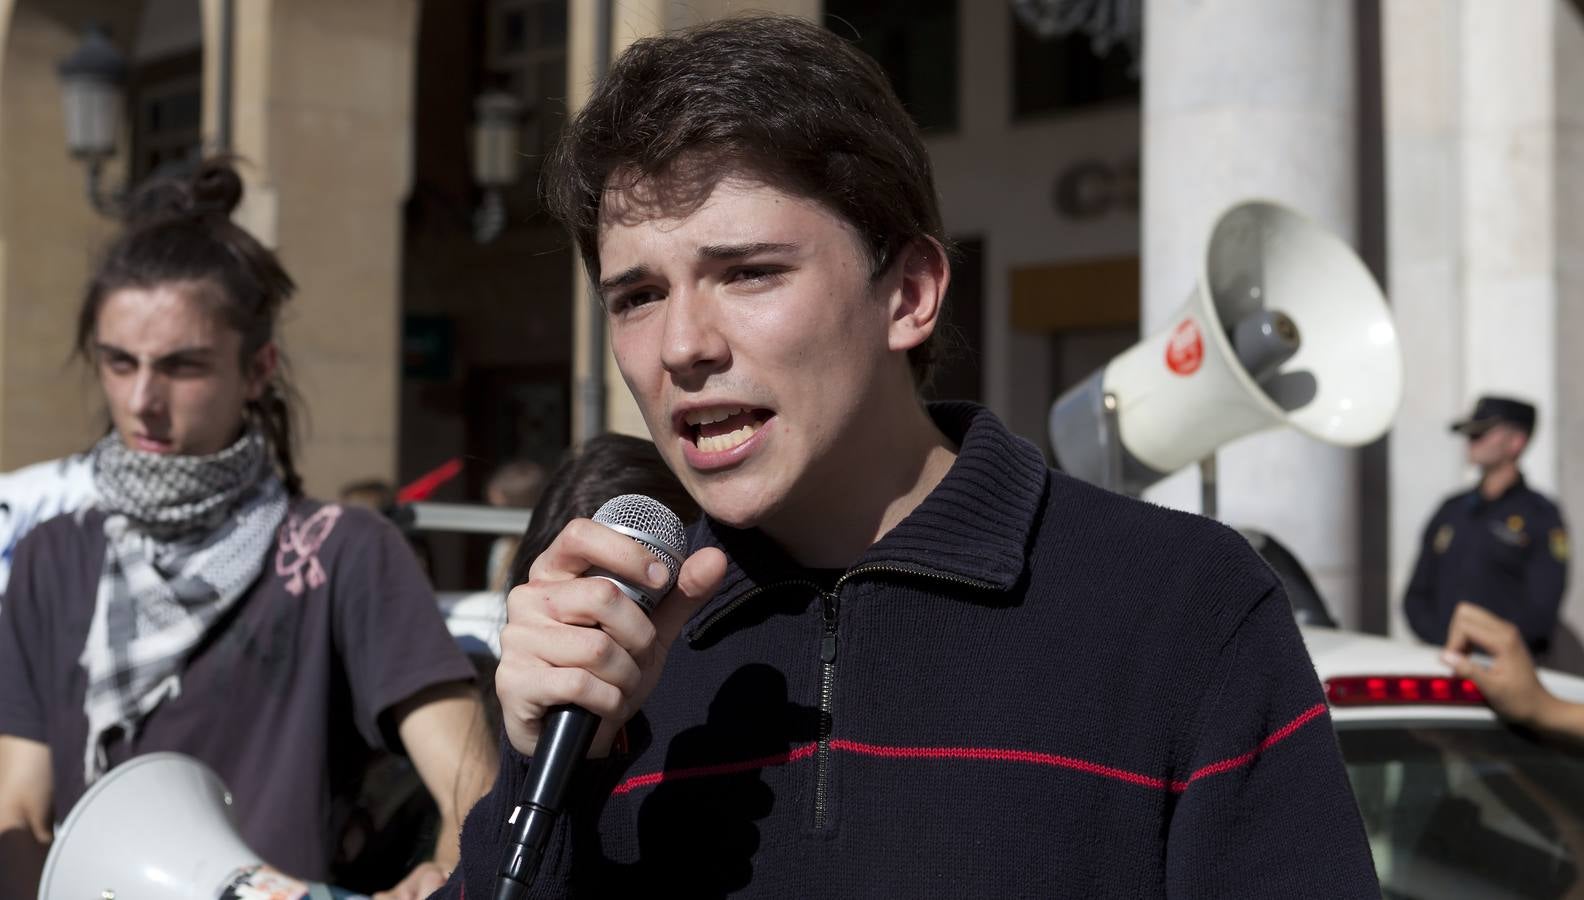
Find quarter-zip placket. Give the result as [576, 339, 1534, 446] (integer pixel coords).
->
[814, 585, 840, 829]
[691, 562, 999, 831]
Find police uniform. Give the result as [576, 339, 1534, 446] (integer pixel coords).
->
[1404, 397, 1570, 653]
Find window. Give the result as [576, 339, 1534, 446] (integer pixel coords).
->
[129, 51, 202, 183]
[1339, 723, 1584, 897]
[1011, 15, 1137, 119]
[486, 0, 568, 173]
[825, 0, 958, 134]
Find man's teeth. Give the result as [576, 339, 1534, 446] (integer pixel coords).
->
[696, 420, 759, 453]
[684, 406, 746, 426]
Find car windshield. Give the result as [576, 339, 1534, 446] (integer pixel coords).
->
[1339, 723, 1584, 899]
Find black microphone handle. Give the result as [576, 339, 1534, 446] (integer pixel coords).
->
[495, 703, 602, 900]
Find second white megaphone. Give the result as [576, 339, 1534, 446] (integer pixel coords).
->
[1049, 200, 1402, 494]
[37, 752, 342, 900]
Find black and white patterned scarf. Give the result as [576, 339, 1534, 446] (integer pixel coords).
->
[79, 429, 288, 783]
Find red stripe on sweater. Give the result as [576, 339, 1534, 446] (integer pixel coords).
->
[828, 738, 1173, 790]
[1176, 702, 1330, 790]
[611, 742, 819, 795]
[606, 703, 1330, 797]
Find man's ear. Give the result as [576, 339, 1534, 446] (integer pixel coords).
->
[246, 342, 279, 402]
[886, 236, 950, 354]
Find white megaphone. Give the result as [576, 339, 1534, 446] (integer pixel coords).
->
[38, 752, 345, 900]
[1049, 200, 1402, 502]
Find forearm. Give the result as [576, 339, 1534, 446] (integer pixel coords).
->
[0, 737, 54, 900]
[1531, 693, 1584, 744]
[396, 684, 499, 868]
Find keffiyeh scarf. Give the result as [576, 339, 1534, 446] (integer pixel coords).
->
[79, 429, 288, 784]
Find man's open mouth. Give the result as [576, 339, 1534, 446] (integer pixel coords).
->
[682, 406, 773, 454]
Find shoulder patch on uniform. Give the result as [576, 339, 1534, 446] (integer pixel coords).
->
[1434, 524, 1454, 554]
[1552, 528, 1570, 562]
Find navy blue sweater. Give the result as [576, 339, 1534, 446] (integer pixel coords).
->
[441, 404, 1379, 898]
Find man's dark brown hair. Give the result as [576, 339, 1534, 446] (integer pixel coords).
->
[543, 14, 949, 387]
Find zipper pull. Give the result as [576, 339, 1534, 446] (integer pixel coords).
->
[820, 590, 839, 663]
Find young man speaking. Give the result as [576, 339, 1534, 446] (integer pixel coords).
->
[441, 15, 1379, 898]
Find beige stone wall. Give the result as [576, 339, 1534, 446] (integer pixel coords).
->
[0, 0, 141, 468]
[223, 0, 417, 498]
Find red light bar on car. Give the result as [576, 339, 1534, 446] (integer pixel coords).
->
[1324, 675, 1485, 707]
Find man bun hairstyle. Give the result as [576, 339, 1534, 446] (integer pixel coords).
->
[77, 158, 305, 495]
[543, 14, 949, 387]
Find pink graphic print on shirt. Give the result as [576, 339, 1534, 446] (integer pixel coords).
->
[275, 505, 342, 596]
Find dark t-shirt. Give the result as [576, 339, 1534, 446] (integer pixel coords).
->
[0, 498, 476, 880]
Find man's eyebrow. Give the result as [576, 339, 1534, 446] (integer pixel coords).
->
[697, 241, 800, 261]
[596, 242, 800, 296]
[597, 265, 654, 296]
[94, 342, 217, 362]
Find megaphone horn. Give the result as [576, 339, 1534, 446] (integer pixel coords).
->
[1050, 200, 1403, 495]
[38, 752, 337, 899]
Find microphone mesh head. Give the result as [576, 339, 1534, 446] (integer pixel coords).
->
[592, 494, 687, 590]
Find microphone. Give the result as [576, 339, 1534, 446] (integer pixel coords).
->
[495, 494, 687, 900]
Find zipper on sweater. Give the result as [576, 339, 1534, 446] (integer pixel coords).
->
[691, 562, 997, 831]
[814, 587, 840, 830]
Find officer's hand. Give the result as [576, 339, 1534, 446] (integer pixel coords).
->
[1442, 602, 1553, 726]
[496, 518, 727, 758]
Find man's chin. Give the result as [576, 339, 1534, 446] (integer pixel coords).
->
[690, 486, 775, 532]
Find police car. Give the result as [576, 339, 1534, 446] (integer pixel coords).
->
[1302, 625, 1584, 899]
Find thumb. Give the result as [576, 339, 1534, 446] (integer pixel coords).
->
[650, 546, 728, 646]
[1442, 650, 1487, 687]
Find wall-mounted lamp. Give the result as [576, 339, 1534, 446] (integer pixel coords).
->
[57, 24, 129, 216]
[471, 88, 523, 243]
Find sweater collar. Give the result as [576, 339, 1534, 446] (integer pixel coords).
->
[684, 402, 1047, 641]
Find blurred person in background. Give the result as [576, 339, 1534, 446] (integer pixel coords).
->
[453, 433, 696, 739]
[484, 460, 548, 593]
[339, 477, 397, 513]
[502, 435, 697, 595]
[0, 160, 495, 898]
[1406, 396, 1569, 655]
[1443, 601, 1584, 743]
[0, 454, 94, 603]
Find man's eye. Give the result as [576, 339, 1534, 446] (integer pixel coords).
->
[610, 290, 660, 314]
[102, 357, 135, 374]
[729, 266, 786, 286]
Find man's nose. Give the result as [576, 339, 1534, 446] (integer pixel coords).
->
[128, 370, 166, 417]
[659, 287, 729, 381]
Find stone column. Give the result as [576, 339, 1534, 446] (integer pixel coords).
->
[1558, 0, 1584, 661]
[1143, 0, 1364, 625]
[1384, 0, 1578, 647]
[224, 0, 418, 497]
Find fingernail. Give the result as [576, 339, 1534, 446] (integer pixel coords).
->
[1441, 651, 1462, 667]
[648, 562, 668, 587]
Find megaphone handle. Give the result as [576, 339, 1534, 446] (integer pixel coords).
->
[1199, 455, 1219, 520]
[1100, 392, 1122, 493]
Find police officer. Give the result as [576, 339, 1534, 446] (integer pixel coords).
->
[1405, 396, 1570, 653]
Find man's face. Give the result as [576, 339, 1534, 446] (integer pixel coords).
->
[1466, 423, 1526, 469]
[94, 283, 272, 457]
[597, 171, 913, 533]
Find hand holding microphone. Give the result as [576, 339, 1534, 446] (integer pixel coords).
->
[494, 495, 726, 898]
